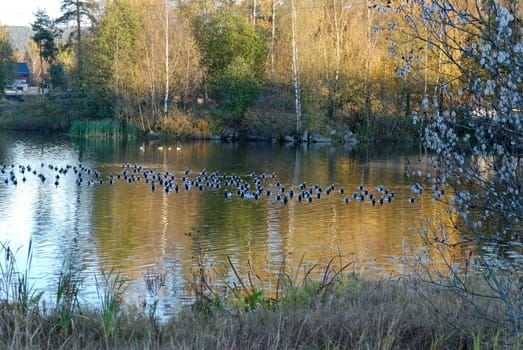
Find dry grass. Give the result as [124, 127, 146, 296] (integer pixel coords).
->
[0, 276, 520, 350]
[1, 243, 520, 349]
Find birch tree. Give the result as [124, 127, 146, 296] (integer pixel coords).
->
[320, 0, 351, 119]
[291, 0, 302, 134]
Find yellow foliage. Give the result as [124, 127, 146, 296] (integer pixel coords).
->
[197, 119, 209, 133]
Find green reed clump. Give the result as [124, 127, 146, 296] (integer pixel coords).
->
[95, 268, 128, 347]
[0, 240, 43, 315]
[55, 259, 83, 336]
[69, 119, 140, 139]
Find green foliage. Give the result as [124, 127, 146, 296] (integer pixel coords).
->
[275, 255, 353, 309]
[83, 0, 143, 117]
[0, 242, 19, 304]
[57, 0, 97, 30]
[0, 96, 71, 132]
[191, 10, 268, 127]
[343, 114, 419, 144]
[368, 114, 419, 144]
[241, 84, 296, 138]
[49, 62, 67, 90]
[142, 267, 165, 321]
[216, 57, 261, 117]
[31, 9, 60, 64]
[79, 89, 116, 119]
[0, 26, 14, 90]
[192, 11, 269, 82]
[15, 240, 44, 315]
[223, 256, 276, 312]
[86, 0, 141, 80]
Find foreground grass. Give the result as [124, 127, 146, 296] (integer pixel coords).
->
[0, 275, 520, 350]
[1, 242, 520, 349]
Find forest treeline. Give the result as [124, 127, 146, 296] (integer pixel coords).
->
[0, 0, 489, 141]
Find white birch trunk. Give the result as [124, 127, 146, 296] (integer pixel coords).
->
[291, 0, 302, 135]
[270, 0, 276, 84]
[163, 0, 169, 123]
[253, 0, 257, 28]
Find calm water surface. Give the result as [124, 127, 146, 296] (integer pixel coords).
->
[0, 131, 451, 317]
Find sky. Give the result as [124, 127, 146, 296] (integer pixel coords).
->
[1, 0, 62, 26]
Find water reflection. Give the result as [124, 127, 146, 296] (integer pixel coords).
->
[0, 131, 457, 316]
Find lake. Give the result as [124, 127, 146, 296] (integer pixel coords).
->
[0, 131, 452, 317]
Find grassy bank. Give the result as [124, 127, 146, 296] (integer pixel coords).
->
[0, 96, 70, 132]
[1, 93, 420, 143]
[1, 275, 518, 349]
[0, 243, 519, 350]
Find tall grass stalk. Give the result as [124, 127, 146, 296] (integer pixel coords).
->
[142, 266, 166, 322]
[15, 239, 43, 315]
[0, 240, 43, 315]
[95, 268, 128, 347]
[196, 254, 353, 313]
[0, 240, 44, 349]
[0, 242, 18, 305]
[55, 259, 83, 336]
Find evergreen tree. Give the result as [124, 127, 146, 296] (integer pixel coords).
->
[57, 0, 98, 76]
[32, 9, 60, 89]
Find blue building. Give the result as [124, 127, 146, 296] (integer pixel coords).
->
[12, 62, 30, 91]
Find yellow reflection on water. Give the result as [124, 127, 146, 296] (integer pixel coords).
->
[0, 135, 470, 314]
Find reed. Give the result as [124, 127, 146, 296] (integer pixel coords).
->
[0, 240, 43, 315]
[142, 266, 166, 322]
[0, 242, 18, 305]
[69, 119, 140, 139]
[55, 259, 83, 336]
[95, 267, 128, 348]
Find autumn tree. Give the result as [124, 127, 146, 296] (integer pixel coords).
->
[84, 0, 144, 119]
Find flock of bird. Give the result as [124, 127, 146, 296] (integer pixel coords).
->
[0, 161, 446, 206]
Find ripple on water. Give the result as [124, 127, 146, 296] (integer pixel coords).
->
[0, 135, 453, 319]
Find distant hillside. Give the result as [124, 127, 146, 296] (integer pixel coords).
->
[7, 26, 77, 54]
[6, 26, 33, 53]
